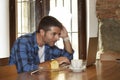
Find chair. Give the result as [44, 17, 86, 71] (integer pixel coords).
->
[0, 65, 18, 79]
[0, 57, 9, 66]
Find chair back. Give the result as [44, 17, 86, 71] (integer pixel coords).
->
[0, 58, 9, 66]
[0, 65, 18, 80]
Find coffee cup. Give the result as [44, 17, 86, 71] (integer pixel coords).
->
[71, 59, 83, 68]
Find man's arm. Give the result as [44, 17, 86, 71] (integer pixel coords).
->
[39, 27, 74, 69]
[39, 57, 70, 69]
[9, 38, 39, 73]
[60, 27, 73, 54]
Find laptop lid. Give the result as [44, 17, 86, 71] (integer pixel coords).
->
[86, 37, 98, 66]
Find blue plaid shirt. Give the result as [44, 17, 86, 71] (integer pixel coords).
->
[9, 32, 73, 73]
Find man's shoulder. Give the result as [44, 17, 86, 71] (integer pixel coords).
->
[18, 32, 35, 38]
[20, 32, 35, 38]
[45, 44, 60, 50]
[16, 32, 36, 43]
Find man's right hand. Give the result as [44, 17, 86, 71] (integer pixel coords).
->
[55, 57, 70, 65]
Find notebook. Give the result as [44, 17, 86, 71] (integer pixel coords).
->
[86, 37, 98, 66]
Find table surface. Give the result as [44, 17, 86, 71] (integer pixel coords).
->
[0, 60, 120, 80]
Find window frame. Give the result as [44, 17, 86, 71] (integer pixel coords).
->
[9, 0, 86, 59]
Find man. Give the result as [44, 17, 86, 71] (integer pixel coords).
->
[9, 16, 74, 73]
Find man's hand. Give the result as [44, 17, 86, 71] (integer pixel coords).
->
[60, 26, 73, 54]
[60, 26, 68, 39]
[39, 57, 70, 69]
[55, 57, 70, 65]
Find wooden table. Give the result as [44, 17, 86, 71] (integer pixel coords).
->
[0, 60, 120, 80]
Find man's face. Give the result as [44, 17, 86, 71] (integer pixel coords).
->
[43, 27, 61, 46]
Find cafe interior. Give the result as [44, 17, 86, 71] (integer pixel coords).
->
[0, 0, 120, 80]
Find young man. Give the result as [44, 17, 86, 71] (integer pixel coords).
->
[9, 16, 74, 73]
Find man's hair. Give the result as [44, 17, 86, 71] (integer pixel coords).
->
[37, 16, 63, 33]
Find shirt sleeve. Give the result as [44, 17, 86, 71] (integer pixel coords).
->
[61, 49, 74, 60]
[9, 37, 39, 73]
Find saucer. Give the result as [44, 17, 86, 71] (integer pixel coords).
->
[69, 65, 86, 72]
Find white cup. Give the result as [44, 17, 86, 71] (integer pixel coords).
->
[71, 59, 83, 68]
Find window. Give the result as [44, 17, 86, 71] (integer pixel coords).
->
[49, 0, 78, 59]
[11, 0, 86, 59]
[17, 0, 36, 37]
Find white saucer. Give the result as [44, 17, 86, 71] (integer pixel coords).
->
[69, 65, 86, 72]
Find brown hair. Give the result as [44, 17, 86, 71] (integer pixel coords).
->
[37, 16, 63, 33]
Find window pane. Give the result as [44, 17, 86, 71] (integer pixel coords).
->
[18, 0, 29, 1]
[72, 33, 78, 59]
[17, 3, 22, 34]
[55, 38, 64, 49]
[17, 0, 35, 37]
[72, 0, 78, 32]
[50, 0, 78, 59]
[21, 2, 29, 33]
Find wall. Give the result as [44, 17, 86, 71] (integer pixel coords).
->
[0, 0, 98, 58]
[96, 0, 120, 20]
[96, 0, 120, 53]
[86, 0, 98, 53]
[0, 0, 10, 58]
[88, 0, 98, 37]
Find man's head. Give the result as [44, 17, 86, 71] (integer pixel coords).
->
[37, 16, 63, 33]
[37, 16, 63, 46]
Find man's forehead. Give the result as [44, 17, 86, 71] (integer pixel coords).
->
[47, 27, 61, 33]
[49, 26, 61, 30]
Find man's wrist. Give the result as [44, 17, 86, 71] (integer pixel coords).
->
[63, 37, 69, 41]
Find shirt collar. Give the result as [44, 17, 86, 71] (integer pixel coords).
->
[33, 31, 38, 48]
[32, 31, 51, 49]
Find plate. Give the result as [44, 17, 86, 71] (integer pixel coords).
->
[39, 67, 67, 71]
[69, 65, 86, 72]
[31, 66, 68, 75]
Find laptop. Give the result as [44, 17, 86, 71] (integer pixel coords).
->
[86, 37, 98, 66]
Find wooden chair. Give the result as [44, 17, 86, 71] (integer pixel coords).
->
[0, 65, 18, 80]
[0, 57, 9, 66]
